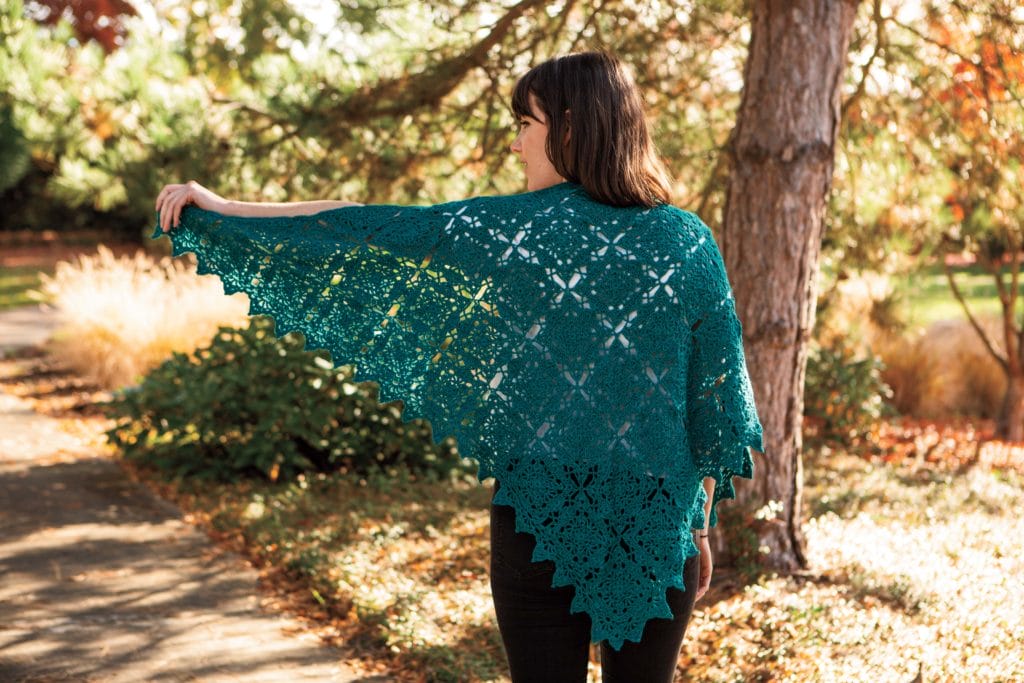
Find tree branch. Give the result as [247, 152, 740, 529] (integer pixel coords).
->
[324, 0, 547, 128]
[949, 0, 1024, 30]
[944, 258, 1009, 371]
[885, 14, 974, 64]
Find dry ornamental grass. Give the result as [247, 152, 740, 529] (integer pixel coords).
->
[35, 245, 250, 389]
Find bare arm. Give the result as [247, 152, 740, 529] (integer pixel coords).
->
[222, 198, 363, 218]
[693, 476, 715, 602]
[156, 180, 364, 232]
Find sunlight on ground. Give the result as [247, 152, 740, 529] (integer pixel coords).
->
[779, 453, 1024, 682]
[9, 345, 1022, 682]
[152, 446, 1024, 683]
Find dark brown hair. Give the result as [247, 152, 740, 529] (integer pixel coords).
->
[511, 50, 674, 208]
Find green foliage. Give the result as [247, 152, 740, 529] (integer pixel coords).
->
[102, 316, 467, 482]
[179, 0, 313, 82]
[0, 265, 49, 311]
[1, 0, 758, 238]
[804, 337, 896, 442]
[0, 103, 31, 192]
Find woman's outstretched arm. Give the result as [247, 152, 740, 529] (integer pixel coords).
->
[155, 180, 363, 232]
[221, 197, 364, 218]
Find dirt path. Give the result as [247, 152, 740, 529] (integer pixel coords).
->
[0, 306, 391, 682]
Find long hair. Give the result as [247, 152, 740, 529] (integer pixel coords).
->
[511, 51, 674, 208]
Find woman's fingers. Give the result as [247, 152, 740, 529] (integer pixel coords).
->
[157, 181, 222, 231]
[157, 183, 202, 231]
[155, 183, 182, 212]
[700, 562, 711, 598]
[161, 189, 179, 232]
[157, 184, 182, 231]
[169, 189, 190, 229]
[162, 188, 181, 232]
[694, 551, 712, 602]
[159, 186, 196, 232]
[167, 191, 182, 228]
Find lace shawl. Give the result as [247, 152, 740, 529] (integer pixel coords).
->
[151, 180, 764, 650]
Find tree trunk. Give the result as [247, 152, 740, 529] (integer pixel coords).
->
[998, 373, 1024, 441]
[996, 263, 1024, 441]
[714, 0, 860, 572]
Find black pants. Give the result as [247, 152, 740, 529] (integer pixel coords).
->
[489, 482, 701, 682]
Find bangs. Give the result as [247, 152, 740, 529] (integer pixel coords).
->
[511, 68, 540, 119]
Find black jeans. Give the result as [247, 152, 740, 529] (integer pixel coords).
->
[489, 482, 701, 682]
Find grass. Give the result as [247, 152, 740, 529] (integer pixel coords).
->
[0, 242, 154, 311]
[0, 265, 51, 310]
[897, 261, 1023, 328]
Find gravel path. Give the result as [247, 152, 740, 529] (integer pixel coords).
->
[0, 305, 390, 682]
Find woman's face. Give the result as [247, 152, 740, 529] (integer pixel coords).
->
[511, 92, 567, 191]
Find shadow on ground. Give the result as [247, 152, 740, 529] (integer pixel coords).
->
[0, 397, 392, 682]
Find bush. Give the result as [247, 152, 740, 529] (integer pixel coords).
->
[874, 317, 1006, 419]
[804, 337, 895, 442]
[102, 317, 467, 482]
[869, 329, 937, 417]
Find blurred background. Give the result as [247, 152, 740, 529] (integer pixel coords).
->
[1, 1, 1022, 681]
[3, 0, 1024, 425]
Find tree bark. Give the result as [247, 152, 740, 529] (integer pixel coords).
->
[714, 0, 860, 572]
[998, 373, 1024, 442]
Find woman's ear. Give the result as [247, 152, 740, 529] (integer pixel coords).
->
[564, 109, 571, 144]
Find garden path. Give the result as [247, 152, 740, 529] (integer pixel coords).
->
[0, 304, 390, 682]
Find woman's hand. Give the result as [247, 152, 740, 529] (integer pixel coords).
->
[155, 180, 229, 232]
[694, 534, 712, 602]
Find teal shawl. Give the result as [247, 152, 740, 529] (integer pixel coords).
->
[151, 180, 764, 651]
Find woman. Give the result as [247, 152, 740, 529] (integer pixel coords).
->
[156, 50, 763, 682]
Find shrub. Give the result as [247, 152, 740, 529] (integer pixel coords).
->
[815, 270, 906, 354]
[804, 337, 895, 442]
[102, 317, 467, 482]
[869, 329, 937, 416]
[875, 317, 1006, 419]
